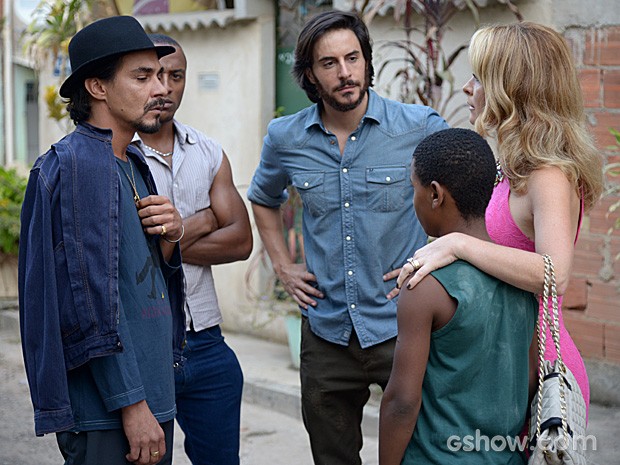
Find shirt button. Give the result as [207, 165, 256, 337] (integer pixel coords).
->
[346, 235, 351, 241]
[350, 304, 356, 309]
[330, 140, 336, 145]
[342, 168, 348, 173]
[348, 270, 353, 276]
[386, 176, 391, 182]
[344, 202, 350, 208]
[304, 182, 309, 187]
[351, 136, 357, 141]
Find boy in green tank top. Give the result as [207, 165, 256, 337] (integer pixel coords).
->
[379, 128, 538, 465]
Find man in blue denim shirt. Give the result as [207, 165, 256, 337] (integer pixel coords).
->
[248, 10, 448, 465]
[18, 17, 185, 465]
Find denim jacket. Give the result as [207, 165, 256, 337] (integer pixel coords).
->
[18, 123, 186, 436]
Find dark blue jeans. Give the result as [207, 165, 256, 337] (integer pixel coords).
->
[175, 325, 243, 465]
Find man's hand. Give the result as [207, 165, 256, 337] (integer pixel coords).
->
[122, 400, 166, 464]
[277, 263, 324, 309]
[137, 195, 183, 241]
[384, 267, 402, 300]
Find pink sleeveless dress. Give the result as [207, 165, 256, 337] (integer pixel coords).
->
[485, 177, 590, 420]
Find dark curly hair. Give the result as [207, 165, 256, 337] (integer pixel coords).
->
[292, 10, 374, 103]
[413, 128, 496, 221]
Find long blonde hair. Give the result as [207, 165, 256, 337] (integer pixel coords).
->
[469, 22, 603, 211]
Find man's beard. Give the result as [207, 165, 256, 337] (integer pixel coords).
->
[135, 119, 162, 134]
[133, 98, 165, 134]
[315, 77, 368, 112]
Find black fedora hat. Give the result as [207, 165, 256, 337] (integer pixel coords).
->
[59, 16, 175, 98]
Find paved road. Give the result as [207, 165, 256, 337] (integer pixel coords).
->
[2, 316, 618, 464]
[0, 321, 377, 465]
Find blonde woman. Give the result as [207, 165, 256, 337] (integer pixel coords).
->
[397, 22, 603, 418]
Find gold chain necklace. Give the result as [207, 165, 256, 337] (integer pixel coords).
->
[142, 142, 173, 157]
[120, 158, 141, 203]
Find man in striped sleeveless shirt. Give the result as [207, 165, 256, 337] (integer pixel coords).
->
[134, 35, 252, 465]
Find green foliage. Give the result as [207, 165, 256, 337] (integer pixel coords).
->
[23, 0, 93, 73]
[0, 168, 27, 256]
[44, 84, 68, 122]
[22, 0, 111, 130]
[353, 0, 521, 123]
[605, 128, 620, 235]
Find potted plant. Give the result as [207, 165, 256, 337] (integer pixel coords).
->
[0, 167, 27, 300]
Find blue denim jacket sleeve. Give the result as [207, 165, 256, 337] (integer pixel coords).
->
[18, 156, 75, 435]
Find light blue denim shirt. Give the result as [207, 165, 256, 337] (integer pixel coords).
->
[248, 89, 448, 348]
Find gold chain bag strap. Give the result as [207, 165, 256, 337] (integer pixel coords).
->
[528, 254, 587, 464]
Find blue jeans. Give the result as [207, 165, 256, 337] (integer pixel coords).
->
[175, 326, 244, 465]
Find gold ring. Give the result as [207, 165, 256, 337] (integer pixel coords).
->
[407, 257, 421, 270]
[161, 224, 167, 236]
[151, 451, 160, 457]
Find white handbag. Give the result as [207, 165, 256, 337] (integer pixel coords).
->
[528, 254, 587, 465]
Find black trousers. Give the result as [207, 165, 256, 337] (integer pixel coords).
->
[56, 420, 174, 465]
[300, 316, 396, 465]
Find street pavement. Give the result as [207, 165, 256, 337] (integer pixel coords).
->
[0, 310, 376, 465]
[1, 309, 618, 464]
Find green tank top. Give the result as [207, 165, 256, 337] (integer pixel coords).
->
[402, 260, 537, 465]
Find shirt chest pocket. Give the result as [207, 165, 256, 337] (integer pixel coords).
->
[366, 166, 408, 213]
[291, 172, 326, 217]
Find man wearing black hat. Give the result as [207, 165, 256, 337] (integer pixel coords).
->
[18, 16, 186, 465]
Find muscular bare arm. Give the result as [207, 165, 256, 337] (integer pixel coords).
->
[180, 152, 253, 266]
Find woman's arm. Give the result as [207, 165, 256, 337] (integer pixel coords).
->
[397, 167, 580, 295]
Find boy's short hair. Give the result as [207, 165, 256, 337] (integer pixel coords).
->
[413, 128, 496, 221]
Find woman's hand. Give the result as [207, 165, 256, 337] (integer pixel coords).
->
[396, 233, 465, 290]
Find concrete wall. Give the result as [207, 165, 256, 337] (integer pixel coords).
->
[557, 18, 620, 363]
